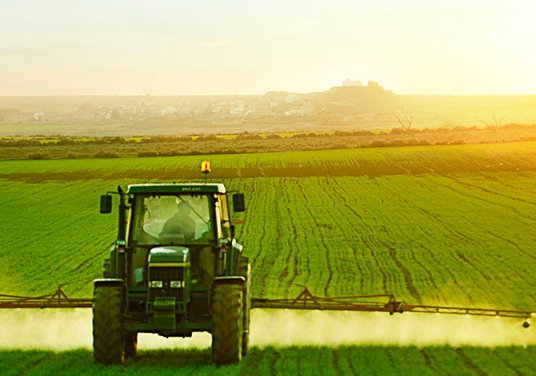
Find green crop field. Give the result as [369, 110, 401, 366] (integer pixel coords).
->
[0, 142, 535, 374]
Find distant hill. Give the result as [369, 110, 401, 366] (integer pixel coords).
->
[1, 84, 536, 136]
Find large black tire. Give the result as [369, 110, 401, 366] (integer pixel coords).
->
[211, 283, 243, 365]
[93, 285, 124, 364]
[239, 258, 251, 357]
[123, 333, 138, 359]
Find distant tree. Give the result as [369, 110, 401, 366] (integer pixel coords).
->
[394, 110, 416, 141]
[476, 113, 507, 142]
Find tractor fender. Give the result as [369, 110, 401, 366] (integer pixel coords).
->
[213, 276, 245, 286]
[94, 278, 125, 288]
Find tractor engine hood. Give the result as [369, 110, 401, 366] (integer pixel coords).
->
[148, 246, 190, 264]
[147, 246, 191, 303]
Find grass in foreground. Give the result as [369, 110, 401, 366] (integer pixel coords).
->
[0, 346, 535, 376]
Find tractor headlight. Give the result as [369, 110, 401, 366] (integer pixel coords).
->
[149, 280, 163, 288]
[170, 280, 183, 288]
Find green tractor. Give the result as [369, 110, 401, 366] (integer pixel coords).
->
[95, 180, 251, 366]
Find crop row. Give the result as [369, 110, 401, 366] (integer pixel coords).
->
[2, 142, 536, 181]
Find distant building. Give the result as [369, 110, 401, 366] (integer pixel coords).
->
[159, 106, 177, 116]
[285, 93, 300, 103]
[342, 79, 363, 87]
[118, 105, 137, 115]
[34, 112, 45, 122]
[285, 109, 309, 116]
[230, 100, 245, 115]
[193, 108, 205, 117]
[329, 80, 389, 100]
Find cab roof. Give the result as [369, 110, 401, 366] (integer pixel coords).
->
[127, 183, 226, 194]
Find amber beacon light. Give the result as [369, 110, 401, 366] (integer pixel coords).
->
[201, 160, 211, 183]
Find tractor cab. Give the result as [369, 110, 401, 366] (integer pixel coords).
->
[127, 183, 236, 287]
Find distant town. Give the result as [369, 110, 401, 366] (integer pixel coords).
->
[0, 80, 391, 126]
[2, 81, 536, 137]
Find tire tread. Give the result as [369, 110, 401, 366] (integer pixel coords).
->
[93, 286, 124, 364]
[211, 284, 243, 365]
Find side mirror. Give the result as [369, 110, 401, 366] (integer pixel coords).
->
[100, 195, 112, 214]
[232, 193, 245, 212]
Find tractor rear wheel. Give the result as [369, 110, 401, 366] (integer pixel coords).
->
[211, 283, 243, 365]
[123, 333, 138, 359]
[93, 285, 124, 364]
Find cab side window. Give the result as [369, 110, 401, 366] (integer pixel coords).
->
[220, 195, 231, 238]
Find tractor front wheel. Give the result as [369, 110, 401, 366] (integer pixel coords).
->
[93, 285, 124, 364]
[211, 283, 243, 365]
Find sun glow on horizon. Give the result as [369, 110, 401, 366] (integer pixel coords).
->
[1, 0, 535, 96]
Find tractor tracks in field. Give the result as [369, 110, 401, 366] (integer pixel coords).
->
[415, 224, 477, 305]
[381, 220, 442, 303]
[440, 176, 536, 261]
[72, 245, 110, 273]
[434, 176, 536, 228]
[455, 348, 487, 376]
[372, 177, 528, 304]
[254, 179, 275, 298]
[327, 178, 379, 293]
[278, 178, 301, 296]
[414, 208, 490, 303]
[428, 178, 536, 264]
[320, 177, 363, 294]
[331, 349, 347, 376]
[296, 181, 333, 296]
[447, 174, 536, 206]
[253, 178, 302, 298]
[494, 351, 526, 376]
[248, 179, 269, 298]
[238, 348, 262, 376]
[346, 353, 359, 376]
[483, 229, 536, 263]
[418, 349, 443, 376]
[15, 353, 53, 376]
[362, 178, 429, 302]
[478, 170, 536, 193]
[410, 180, 536, 296]
[269, 349, 281, 376]
[380, 239, 422, 303]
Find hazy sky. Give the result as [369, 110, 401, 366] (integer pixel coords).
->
[1, 0, 535, 95]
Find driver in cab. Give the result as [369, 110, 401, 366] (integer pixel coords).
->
[161, 201, 196, 242]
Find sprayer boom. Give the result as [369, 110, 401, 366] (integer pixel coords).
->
[0, 286, 92, 309]
[251, 288, 534, 324]
[1, 286, 532, 326]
